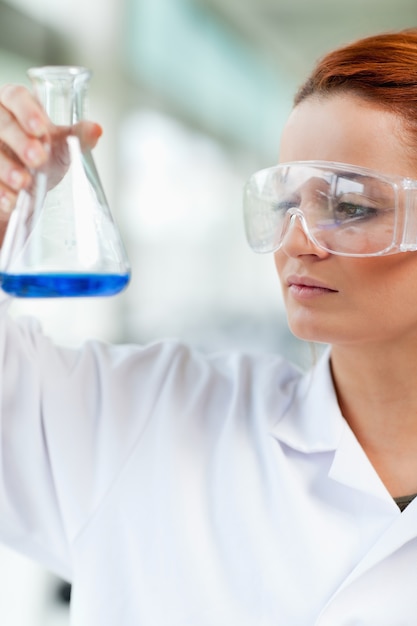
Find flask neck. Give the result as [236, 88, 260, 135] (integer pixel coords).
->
[28, 66, 91, 126]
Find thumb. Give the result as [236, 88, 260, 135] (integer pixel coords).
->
[72, 121, 103, 152]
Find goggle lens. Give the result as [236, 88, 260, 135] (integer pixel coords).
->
[244, 162, 400, 257]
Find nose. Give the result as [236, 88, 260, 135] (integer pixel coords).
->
[279, 209, 329, 258]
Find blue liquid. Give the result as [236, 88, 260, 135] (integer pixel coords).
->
[0, 272, 130, 298]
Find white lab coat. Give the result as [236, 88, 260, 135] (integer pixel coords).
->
[0, 296, 415, 626]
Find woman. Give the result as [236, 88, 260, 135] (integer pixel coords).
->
[0, 29, 416, 626]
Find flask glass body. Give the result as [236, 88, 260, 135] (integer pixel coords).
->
[0, 66, 131, 297]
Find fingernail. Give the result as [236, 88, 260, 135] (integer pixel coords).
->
[9, 169, 24, 189]
[28, 117, 47, 136]
[26, 145, 45, 166]
[0, 193, 13, 214]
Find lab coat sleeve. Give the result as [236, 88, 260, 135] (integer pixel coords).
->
[0, 295, 189, 581]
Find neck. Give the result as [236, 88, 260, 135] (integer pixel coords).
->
[330, 339, 417, 497]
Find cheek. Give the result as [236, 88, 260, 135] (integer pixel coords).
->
[338, 258, 417, 343]
[349, 255, 417, 307]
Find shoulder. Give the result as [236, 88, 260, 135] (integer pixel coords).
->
[158, 339, 303, 389]
[158, 341, 305, 428]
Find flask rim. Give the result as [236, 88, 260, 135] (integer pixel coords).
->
[27, 66, 91, 81]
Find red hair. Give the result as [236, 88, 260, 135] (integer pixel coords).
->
[294, 29, 417, 137]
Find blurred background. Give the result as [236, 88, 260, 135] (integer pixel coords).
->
[0, 0, 415, 623]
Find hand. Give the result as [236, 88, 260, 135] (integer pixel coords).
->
[0, 83, 102, 243]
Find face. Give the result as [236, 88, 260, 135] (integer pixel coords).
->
[274, 93, 417, 347]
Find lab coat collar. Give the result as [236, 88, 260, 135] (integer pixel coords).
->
[271, 348, 417, 589]
[271, 347, 345, 453]
[270, 347, 394, 504]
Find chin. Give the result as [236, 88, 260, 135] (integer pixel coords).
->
[287, 319, 381, 348]
[286, 312, 333, 344]
[288, 325, 329, 344]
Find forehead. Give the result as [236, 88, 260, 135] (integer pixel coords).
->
[279, 94, 415, 178]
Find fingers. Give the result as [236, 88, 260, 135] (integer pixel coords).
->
[0, 84, 49, 137]
[0, 84, 50, 167]
[0, 142, 29, 213]
[0, 84, 102, 163]
[0, 84, 51, 216]
[0, 83, 103, 219]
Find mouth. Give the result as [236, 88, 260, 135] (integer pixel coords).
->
[286, 275, 338, 297]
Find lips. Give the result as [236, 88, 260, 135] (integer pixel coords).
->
[286, 274, 338, 297]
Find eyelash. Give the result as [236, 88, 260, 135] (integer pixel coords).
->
[272, 197, 381, 220]
[333, 201, 378, 220]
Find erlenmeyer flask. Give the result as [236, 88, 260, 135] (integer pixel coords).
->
[0, 66, 131, 297]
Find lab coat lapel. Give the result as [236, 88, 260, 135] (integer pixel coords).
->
[328, 421, 393, 504]
[271, 348, 345, 453]
[274, 350, 397, 504]
[274, 350, 417, 586]
[269, 347, 417, 617]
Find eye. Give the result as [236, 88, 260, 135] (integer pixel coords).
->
[333, 200, 378, 223]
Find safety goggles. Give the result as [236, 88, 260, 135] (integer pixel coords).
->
[243, 161, 417, 257]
